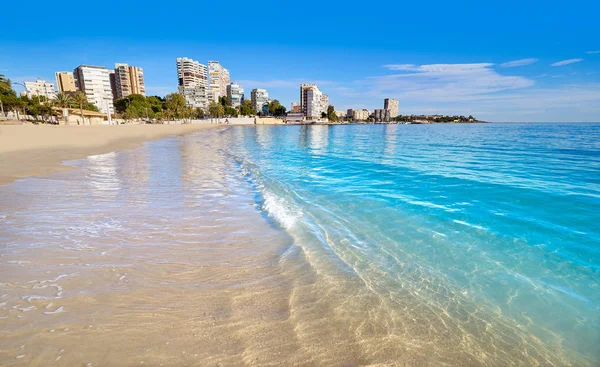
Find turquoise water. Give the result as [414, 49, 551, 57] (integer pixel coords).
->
[226, 123, 600, 365]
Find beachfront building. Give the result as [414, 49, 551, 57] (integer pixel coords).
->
[176, 57, 208, 109]
[208, 61, 230, 103]
[306, 88, 323, 119]
[374, 108, 391, 122]
[321, 94, 329, 111]
[300, 84, 322, 117]
[73, 65, 114, 114]
[384, 98, 399, 118]
[24, 79, 57, 100]
[291, 102, 301, 113]
[251, 88, 269, 114]
[352, 109, 370, 121]
[112, 64, 146, 99]
[226, 82, 244, 108]
[55, 72, 77, 93]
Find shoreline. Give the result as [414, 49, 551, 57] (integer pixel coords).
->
[0, 124, 223, 186]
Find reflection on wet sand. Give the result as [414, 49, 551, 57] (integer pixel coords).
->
[0, 127, 581, 366]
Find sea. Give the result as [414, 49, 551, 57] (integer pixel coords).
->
[1, 122, 598, 366]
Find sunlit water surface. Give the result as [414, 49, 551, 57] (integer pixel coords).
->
[1, 123, 599, 366]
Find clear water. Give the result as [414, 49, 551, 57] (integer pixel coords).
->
[1, 123, 599, 366]
[227, 123, 600, 365]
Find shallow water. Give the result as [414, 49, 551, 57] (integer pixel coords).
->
[1, 123, 599, 366]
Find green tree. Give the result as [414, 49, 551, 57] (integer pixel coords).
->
[208, 102, 224, 118]
[327, 105, 339, 122]
[268, 100, 286, 117]
[0, 74, 12, 94]
[240, 100, 254, 116]
[54, 93, 72, 124]
[165, 93, 186, 119]
[195, 108, 204, 118]
[219, 96, 229, 107]
[71, 92, 88, 125]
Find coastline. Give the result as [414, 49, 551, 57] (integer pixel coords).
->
[0, 124, 222, 186]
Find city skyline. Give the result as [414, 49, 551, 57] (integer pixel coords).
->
[1, 0, 599, 122]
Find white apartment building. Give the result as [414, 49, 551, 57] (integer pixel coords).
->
[176, 57, 208, 109]
[384, 98, 399, 118]
[251, 88, 269, 113]
[300, 84, 321, 117]
[321, 94, 329, 112]
[73, 65, 114, 114]
[24, 80, 57, 100]
[306, 88, 323, 119]
[353, 109, 370, 121]
[208, 61, 230, 103]
[226, 83, 244, 108]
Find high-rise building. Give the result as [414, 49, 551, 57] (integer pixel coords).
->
[55, 72, 76, 93]
[73, 65, 114, 114]
[113, 63, 146, 99]
[384, 98, 399, 118]
[226, 83, 244, 108]
[208, 61, 230, 103]
[24, 80, 57, 100]
[109, 71, 118, 99]
[321, 94, 329, 111]
[300, 84, 321, 117]
[176, 57, 208, 109]
[251, 88, 269, 113]
[306, 88, 323, 119]
[374, 108, 391, 122]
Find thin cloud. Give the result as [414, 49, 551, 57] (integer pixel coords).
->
[499, 58, 538, 67]
[551, 58, 583, 67]
[585, 51, 600, 54]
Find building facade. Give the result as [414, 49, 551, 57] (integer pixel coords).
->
[353, 109, 370, 121]
[306, 88, 323, 119]
[208, 61, 230, 103]
[176, 57, 208, 109]
[110, 64, 145, 98]
[226, 83, 244, 108]
[73, 65, 114, 114]
[55, 72, 76, 93]
[321, 94, 329, 112]
[384, 98, 399, 119]
[374, 108, 391, 122]
[24, 80, 56, 100]
[251, 88, 269, 114]
[300, 84, 321, 117]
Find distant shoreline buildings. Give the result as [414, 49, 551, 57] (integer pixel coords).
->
[14, 57, 404, 121]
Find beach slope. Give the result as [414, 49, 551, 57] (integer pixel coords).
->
[0, 124, 217, 186]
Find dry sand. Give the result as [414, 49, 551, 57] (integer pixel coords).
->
[0, 124, 218, 186]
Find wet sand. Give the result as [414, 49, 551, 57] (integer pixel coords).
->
[0, 124, 219, 186]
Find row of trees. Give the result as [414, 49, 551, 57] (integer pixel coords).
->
[206, 96, 287, 118]
[2, 73, 295, 123]
[392, 115, 477, 123]
[1, 74, 99, 124]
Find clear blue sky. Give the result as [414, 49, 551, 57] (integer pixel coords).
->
[1, 0, 599, 122]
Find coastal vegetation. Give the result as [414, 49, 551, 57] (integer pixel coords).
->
[392, 114, 480, 123]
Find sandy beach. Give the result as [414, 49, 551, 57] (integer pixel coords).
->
[0, 124, 219, 186]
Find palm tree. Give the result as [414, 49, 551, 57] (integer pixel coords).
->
[54, 93, 72, 125]
[71, 92, 87, 125]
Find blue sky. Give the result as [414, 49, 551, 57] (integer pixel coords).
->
[1, 0, 599, 122]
